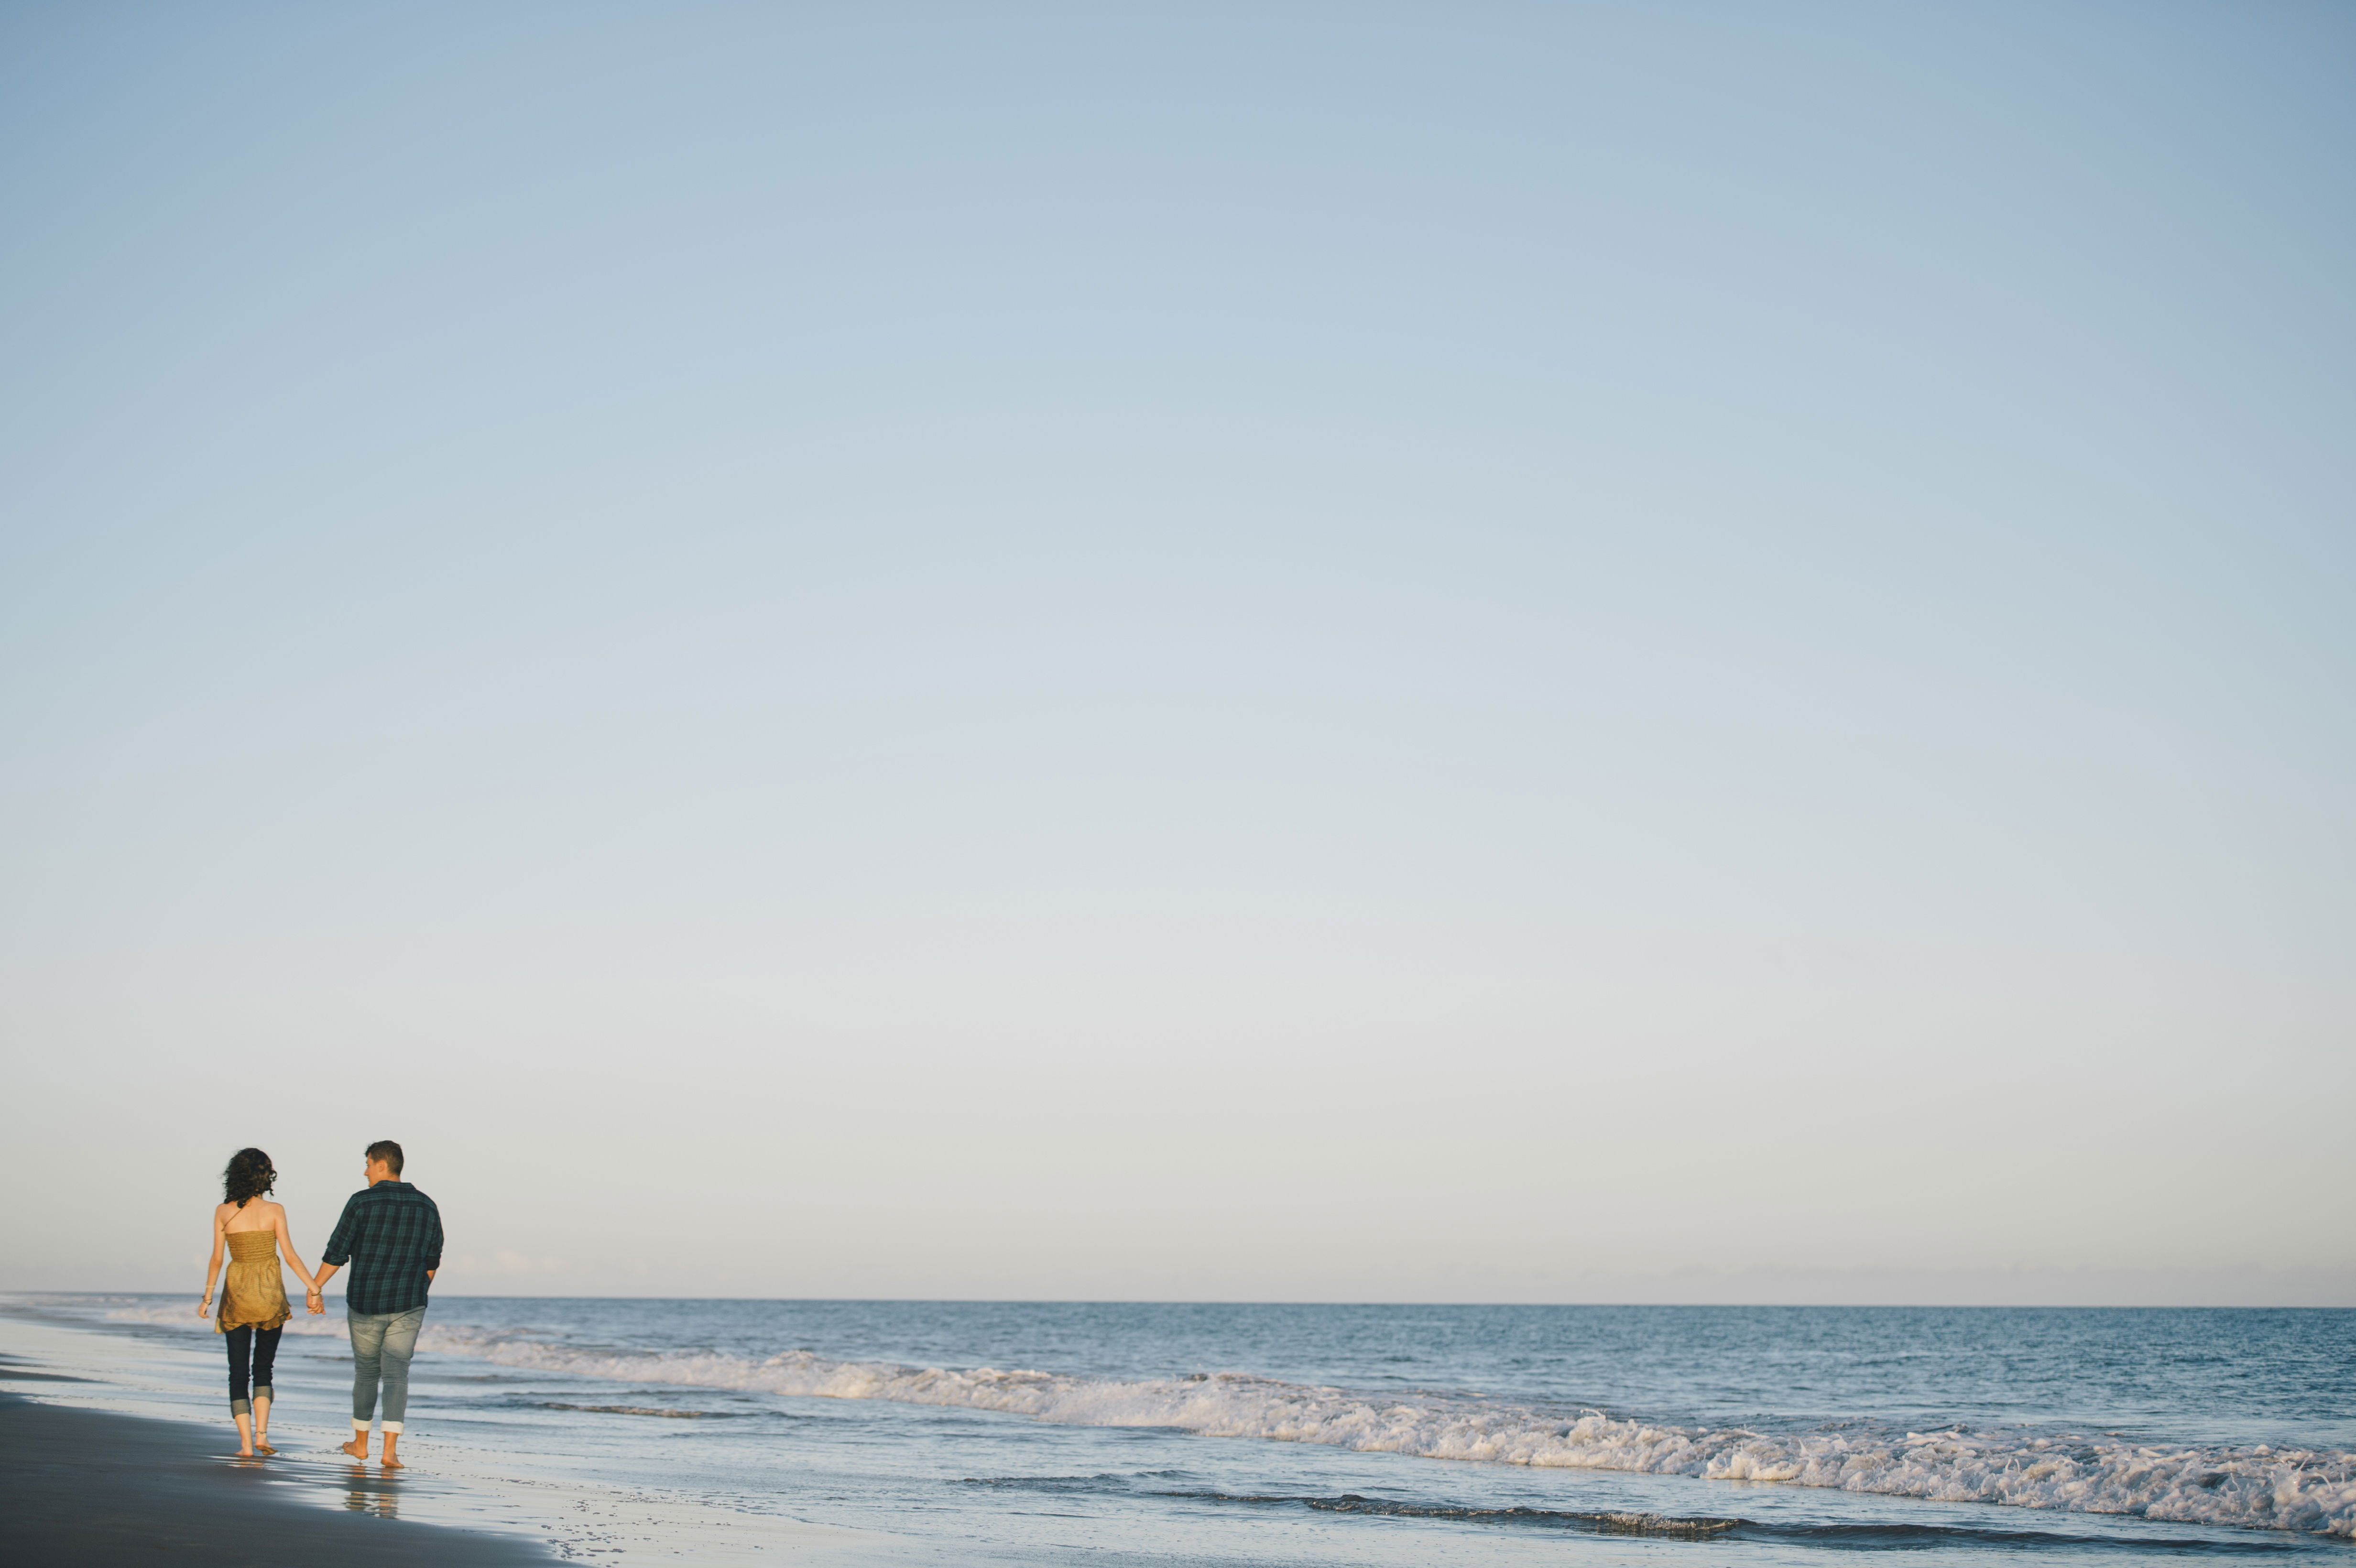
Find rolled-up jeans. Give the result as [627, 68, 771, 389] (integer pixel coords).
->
[348, 1307, 426, 1434]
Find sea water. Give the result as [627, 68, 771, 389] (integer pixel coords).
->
[9, 1296, 2353, 1564]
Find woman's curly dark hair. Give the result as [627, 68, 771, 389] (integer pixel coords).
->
[222, 1148, 277, 1207]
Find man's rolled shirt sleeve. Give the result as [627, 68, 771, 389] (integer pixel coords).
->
[322, 1194, 361, 1267]
[423, 1208, 444, 1273]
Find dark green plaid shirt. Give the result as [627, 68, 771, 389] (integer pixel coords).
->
[321, 1181, 444, 1315]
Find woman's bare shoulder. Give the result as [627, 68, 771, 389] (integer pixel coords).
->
[216, 1199, 285, 1222]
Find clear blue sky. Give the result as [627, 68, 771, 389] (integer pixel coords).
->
[2, 2, 2350, 1302]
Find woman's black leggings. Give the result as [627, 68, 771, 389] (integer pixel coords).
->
[225, 1325, 282, 1417]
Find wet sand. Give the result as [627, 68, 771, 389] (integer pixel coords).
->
[0, 1371, 554, 1567]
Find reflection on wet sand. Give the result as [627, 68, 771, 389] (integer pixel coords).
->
[344, 1468, 400, 1519]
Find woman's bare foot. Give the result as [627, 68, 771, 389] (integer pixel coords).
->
[339, 1436, 370, 1460]
[254, 1442, 277, 1456]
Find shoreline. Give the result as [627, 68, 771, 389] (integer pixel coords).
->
[0, 1314, 907, 1567]
[10, 1296, 2347, 1557]
[0, 1370, 556, 1566]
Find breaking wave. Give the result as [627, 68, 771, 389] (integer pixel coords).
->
[100, 1302, 2356, 1537]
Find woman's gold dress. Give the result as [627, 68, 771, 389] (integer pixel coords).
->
[216, 1229, 291, 1334]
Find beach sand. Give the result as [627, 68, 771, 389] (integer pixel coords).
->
[0, 1367, 555, 1566]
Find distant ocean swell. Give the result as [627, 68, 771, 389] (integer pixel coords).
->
[109, 1306, 2356, 1537]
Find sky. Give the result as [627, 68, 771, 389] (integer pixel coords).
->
[1, 1, 2350, 1305]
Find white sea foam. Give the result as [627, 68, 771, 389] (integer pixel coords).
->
[102, 1303, 2356, 1537]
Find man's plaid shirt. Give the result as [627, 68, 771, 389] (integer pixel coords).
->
[322, 1181, 444, 1315]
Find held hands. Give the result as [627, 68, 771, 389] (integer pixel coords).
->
[306, 1288, 325, 1315]
[197, 1295, 211, 1318]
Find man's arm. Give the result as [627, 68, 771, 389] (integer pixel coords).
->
[311, 1194, 361, 1299]
[423, 1202, 444, 1285]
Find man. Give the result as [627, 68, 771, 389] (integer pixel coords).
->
[309, 1140, 443, 1468]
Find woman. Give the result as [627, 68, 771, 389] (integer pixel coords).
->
[197, 1148, 318, 1457]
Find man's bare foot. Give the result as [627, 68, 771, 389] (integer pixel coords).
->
[340, 1437, 370, 1460]
[380, 1452, 404, 1469]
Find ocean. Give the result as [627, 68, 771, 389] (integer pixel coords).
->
[5, 1296, 2351, 1564]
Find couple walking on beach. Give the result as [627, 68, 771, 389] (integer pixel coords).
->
[198, 1140, 443, 1466]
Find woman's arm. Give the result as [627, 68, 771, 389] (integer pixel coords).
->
[198, 1207, 226, 1317]
[272, 1205, 316, 1291]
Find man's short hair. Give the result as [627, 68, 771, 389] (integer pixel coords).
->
[365, 1140, 404, 1176]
